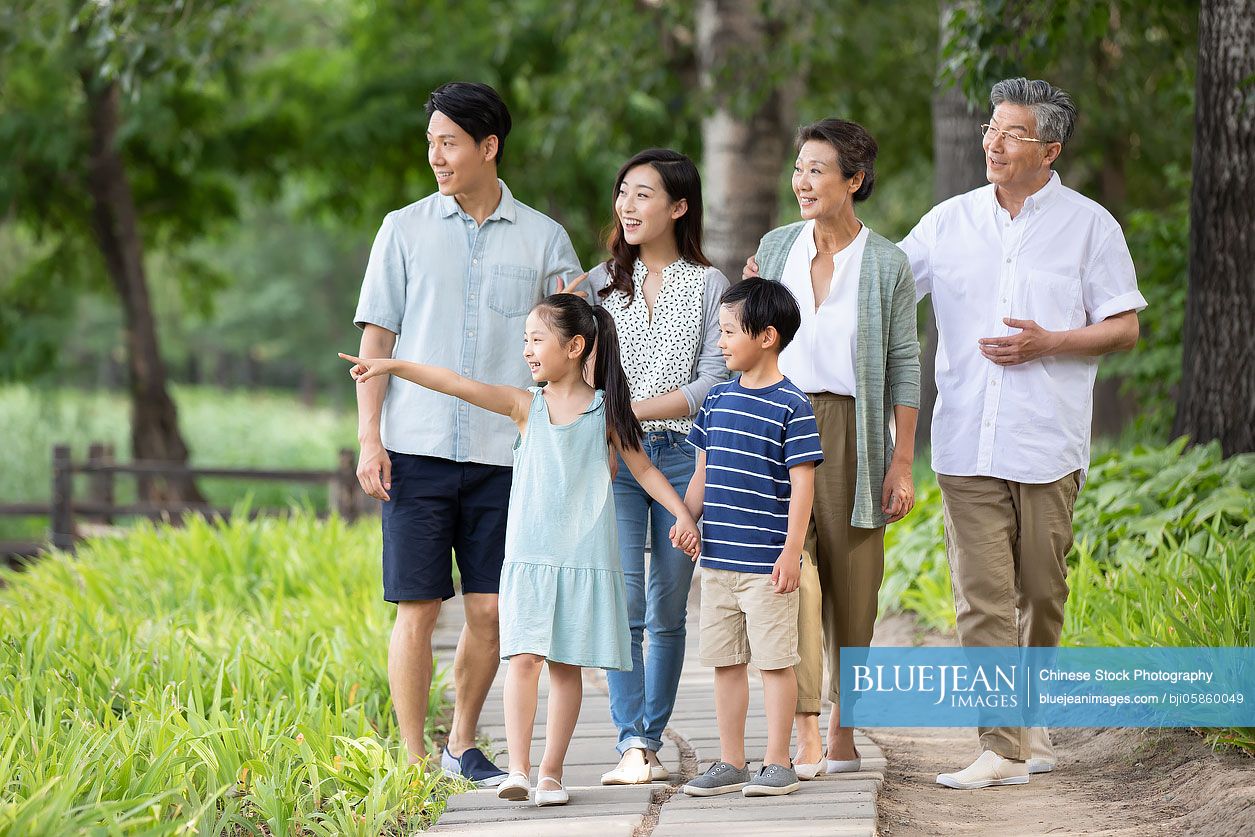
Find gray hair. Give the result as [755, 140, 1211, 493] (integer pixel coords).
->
[989, 78, 1077, 145]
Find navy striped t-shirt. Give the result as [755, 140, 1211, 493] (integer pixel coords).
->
[687, 375, 824, 574]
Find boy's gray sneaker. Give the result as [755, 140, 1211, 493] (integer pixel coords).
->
[682, 761, 752, 796]
[742, 763, 800, 797]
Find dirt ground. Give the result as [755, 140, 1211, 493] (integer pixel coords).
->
[871, 614, 1255, 837]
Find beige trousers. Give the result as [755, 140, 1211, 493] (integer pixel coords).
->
[937, 471, 1081, 760]
[794, 394, 886, 714]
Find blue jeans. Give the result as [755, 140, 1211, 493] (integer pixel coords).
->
[606, 430, 697, 754]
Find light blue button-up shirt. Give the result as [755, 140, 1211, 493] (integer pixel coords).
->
[354, 180, 583, 467]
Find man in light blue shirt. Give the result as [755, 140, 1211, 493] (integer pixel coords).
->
[352, 81, 582, 784]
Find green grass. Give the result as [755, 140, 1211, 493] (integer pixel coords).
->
[0, 385, 358, 539]
[0, 512, 459, 835]
[882, 439, 1255, 753]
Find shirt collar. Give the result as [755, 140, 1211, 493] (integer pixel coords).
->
[990, 170, 1061, 217]
[1023, 170, 1061, 211]
[632, 257, 690, 280]
[438, 178, 517, 223]
[801, 218, 867, 259]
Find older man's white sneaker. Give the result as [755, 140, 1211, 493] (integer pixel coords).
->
[936, 750, 1029, 789]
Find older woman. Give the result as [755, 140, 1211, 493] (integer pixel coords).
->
[744, 118, 920, 777]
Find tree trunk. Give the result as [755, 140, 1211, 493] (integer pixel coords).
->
[696, 0, 805, 281]
[920, 0, 991, 451]
[80, 74, 205, 502]
[1172, 0, 1255, 455]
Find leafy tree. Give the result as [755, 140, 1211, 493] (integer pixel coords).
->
[0, 0, 292, 499]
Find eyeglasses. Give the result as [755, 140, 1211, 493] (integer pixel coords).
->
[980, 124, 1053, 146]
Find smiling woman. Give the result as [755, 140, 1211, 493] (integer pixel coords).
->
[749, 117, 921, 780]
[586, 148, 731, 786]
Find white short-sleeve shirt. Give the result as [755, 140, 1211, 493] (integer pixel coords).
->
[778, 221, 868, 396]
[899, 172, 1147, 483]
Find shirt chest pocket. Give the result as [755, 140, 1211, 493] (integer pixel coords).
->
[1021, 269, 1083, 332]
[487, 264, 541, 317]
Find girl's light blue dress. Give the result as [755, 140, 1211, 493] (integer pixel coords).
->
[498, 387, 632, 671]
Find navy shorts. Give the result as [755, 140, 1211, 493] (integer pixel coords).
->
[381, 452, 512, 603]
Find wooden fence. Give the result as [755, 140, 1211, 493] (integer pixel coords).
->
[0, 444, 375, 559]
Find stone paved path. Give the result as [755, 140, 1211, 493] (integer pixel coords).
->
[428, 580, 883, 836]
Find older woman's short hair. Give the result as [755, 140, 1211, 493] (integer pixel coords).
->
[795, 118, 878, 202]
[989, 78, 1077, 145]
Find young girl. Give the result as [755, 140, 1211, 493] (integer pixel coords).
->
[587, 149, 730, 785]
[340, 294, 700, 807]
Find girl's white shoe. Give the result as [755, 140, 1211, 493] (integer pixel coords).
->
[535, 776, 569, 806]
[496, 771, 530, 801]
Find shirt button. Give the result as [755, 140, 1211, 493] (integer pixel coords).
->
[472, 258, 479, 266]
[985, 420, 992, 427]
[1005, 258, 1012, 264]
[1001, 297, 1008, 303]
[467, 330, 474, 337]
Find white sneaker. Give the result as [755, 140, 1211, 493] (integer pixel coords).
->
[535, 776, 569, 807]
[496, 771, 530, 801]
[1027, 727, 1056, 774]
[937, 751, 1029, 790]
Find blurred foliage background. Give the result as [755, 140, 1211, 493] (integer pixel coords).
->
[0, 0, 1200, 428]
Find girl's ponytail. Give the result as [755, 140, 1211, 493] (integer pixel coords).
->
[591, 305, 643, 451]
[532, 294, 643, 451]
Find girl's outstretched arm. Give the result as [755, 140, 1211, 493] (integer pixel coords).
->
[614, 435, 701, 557]
[339, 353, 531, 425]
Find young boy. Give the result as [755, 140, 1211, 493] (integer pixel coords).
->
[674, 278, 822, 798]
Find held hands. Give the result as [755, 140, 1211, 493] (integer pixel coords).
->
[668, 515, 701, 561]
[881, 459, 915, 524]
[338, 353, 394, 383]
[978, 318, 1064, 366]
[770, 551, 801, 594]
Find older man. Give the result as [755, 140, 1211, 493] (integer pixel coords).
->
[899, 77, 1146, 789]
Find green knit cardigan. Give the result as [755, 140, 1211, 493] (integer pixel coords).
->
[754, 223, 921, 529]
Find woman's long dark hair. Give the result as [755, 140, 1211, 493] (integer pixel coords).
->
[534, 294, 642, 451]
[600, 148, 711, 305]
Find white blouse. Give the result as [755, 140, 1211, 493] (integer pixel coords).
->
[779, 221, 869, 396]
[600, 258, 712, 434]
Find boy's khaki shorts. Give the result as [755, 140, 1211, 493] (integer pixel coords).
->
[699, 567, 800, 670]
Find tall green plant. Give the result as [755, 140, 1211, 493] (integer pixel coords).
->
[0, 513, 458, 834]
